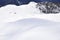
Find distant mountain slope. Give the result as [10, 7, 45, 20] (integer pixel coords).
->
[0, 2, 60, 23]
[0, 0, 60, 14]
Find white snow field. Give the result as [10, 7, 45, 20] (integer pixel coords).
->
[0, 2, 60, 40]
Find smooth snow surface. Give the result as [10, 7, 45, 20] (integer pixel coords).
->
[0, 2, 60, 40]
[1, 18, 60, 40]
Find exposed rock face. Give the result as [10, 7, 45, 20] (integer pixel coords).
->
[36, 2, 60, 13]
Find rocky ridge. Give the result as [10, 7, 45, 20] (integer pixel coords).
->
[36, 2, 60, 13]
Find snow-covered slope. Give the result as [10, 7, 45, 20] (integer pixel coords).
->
[0, 2, 60, 23]
[0, 18, 60, 40]
[0, 2, 60, 40]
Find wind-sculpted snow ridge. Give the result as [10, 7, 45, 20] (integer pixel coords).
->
[0, 18, 60, 40]
[36, 2, 60, 13]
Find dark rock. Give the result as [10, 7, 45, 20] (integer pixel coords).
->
[36, 2, 60, 13]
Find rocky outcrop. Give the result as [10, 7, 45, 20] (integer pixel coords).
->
[36, 2, 60, 13]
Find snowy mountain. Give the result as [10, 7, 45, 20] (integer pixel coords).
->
[0, 2, 60, 40]
[0, 2, 60, 23]
[0, 0, 60, 14]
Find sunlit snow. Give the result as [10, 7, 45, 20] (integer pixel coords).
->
[0, 2, 60, 22]
[0, 2, 60, 40]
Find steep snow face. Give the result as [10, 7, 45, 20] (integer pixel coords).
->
[1, 18, 60, 40]
[0, 2, 60, 23]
